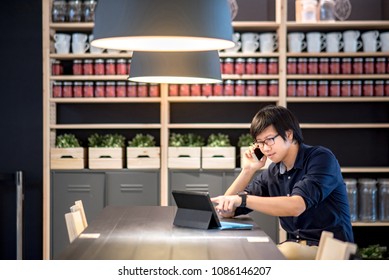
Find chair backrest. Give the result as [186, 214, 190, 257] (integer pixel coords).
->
[64, 210, 85, 243]
[72, 200, 88, 228]
[315, 230, 357, 260]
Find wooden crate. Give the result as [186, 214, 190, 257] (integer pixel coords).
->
[168, 147, 201, 169]
[88, 147, 124, 169]
[126, 147, 160, 169]
[240, 147, 271, 169]
[202, 147, 236, 169]
[50, 148, 86, 169]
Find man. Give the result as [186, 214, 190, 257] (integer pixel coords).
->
[211, 105, 353, 260]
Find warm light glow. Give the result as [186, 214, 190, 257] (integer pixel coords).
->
[91, 36, 235, 52]
[128, 76, 222, 84]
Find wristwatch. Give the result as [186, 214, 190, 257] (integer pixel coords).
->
[237, 191, 247, 207]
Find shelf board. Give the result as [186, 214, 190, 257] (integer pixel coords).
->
[50, 124, 161, 129]
[232, 21, 279, 31]
[287, 97, 389, 102]
[287, 21, 389, 31]
[50, 75, 128, 81]
[223, 74, 279, 80]
[50, 53, 133, 59]
[168, 123, 250, 129]
[50, 97, 161, 103]
[300, 123, 389, 129]
[341, 167, 389, 173]
[287, 74, 389, 80]
[50, 22, 94, 31]
[219, 52, 279, 58]
[287, 52, 389, 57]
[352, 222, 389, 227]
[167, 96, 279, 102]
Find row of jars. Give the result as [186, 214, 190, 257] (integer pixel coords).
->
[287, 57, 388, 75]
[345, 178, 389, 222]
[221, 57, 278, 75]
[287, 80, 389, 97]
[52, 59, 131, 76]
[52, 0, 97, 23]
[52, 81, 160, 98]
[168, 80, 279, 97]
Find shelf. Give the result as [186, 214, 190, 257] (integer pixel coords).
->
[168, 123, 250, 129]
[50, 97, 161, 103]
[167, 96, 279, 102]
[300, 123, 389, 129]
[50, 124, 162, 129]
[50, 75, 128, 81]
[223, 74, 279, 80]
[341, 167, 389, 173]
[287, 52, 389, 57]
[50, 53, 133, 60]
[49, 22, 94, 31]
[219, 52, 279, 58]
[287, 21, 389, 31]
[287, 75, 389, 80]
[232, 21, 279, 31]
[287, 97, 389, 102]
[352, 222, 389, 227]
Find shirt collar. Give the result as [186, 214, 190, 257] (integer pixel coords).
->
[277, 143, 306, 175]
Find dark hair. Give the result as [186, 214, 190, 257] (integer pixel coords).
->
[250, 105, 304, 144]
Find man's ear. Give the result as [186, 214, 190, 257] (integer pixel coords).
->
[286, 130, 294, 141]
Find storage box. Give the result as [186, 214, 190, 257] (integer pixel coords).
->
[240, 147, 271, 169]
[50, 148, 86, 169]
[88, 147, 124, 169]
[201, 147, 236, 169]
[168, 147, 201, 169]
[126, 147, 160, 169]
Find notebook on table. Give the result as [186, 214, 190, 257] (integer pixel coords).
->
[172, 190, 253, 230]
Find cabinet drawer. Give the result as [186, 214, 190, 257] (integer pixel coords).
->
[51, 172, 105, 259]
[106, 171, 159, 206]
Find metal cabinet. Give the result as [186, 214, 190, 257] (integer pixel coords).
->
[51, 171, 105, 259]
[106, 171, 159, 206]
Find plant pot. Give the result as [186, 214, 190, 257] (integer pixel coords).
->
[168, 147, 201, 169]
[126, 147, 160, 169]
[88, 147, 124, 169]
[202, 147, 236, 169]
[50, 147, 86, 169]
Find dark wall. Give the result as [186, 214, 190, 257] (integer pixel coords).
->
[0, 0, 42, 259]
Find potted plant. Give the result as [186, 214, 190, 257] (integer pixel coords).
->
[202, 133, 235, 169]
[237, 133, 271, 169]
[357, 244, 388, 260]
[127, 133, 160, 169]
[168, 133, 204, 169]
[88, 133, 125, 169]
[51, 133, 86, 169]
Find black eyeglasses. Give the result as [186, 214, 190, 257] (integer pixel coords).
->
[252, 134, 280, 148]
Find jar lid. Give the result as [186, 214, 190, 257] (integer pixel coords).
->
[358, 178, 377, 185]
[287, 58, 297, 61]
[247, 80, 256, 84]
[117, 59, 126, 63]
[117, 81, 126, 85]
[257, 58, 267, 62]
[64, 81, 72, 85]
[269, 80, 278, 84]
[320, 58, 329, 61]
[354, 58, 363, 61]
[224, 58, 234, 62]
[269, 58, 278, 62]
[74, 81, 83, 85]
[287, 80, 296, 84]
[319, 80, 328, 84]
[377, 178, 389, 185]
[106, 59, 116, 63]
[84, 59, 93, 63]
[225, 80, 234, 84]
[365, 58, 375, 61]
[73, 59, 82, 63]
[308, 81, 317, 84]
[106, 81, 115, 85]
[235, 58, 245, 62]
[364, 80, 374, 84]
[342, 58, 352, 61]
[84, 81, 94, 85]
[246, 58, 256, 62]
[236, 80, 245, 85]
[376, 80, 384, 84]
[95, 59, 104, 63]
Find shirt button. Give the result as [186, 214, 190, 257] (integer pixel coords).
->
[288, 176, 291, 179]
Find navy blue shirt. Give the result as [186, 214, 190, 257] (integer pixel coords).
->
[236, 144, 354, 245]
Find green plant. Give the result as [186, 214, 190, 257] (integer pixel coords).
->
[237, 133, 253, 147]
[88, 133, 126, 148]
[357, 244, 388, 259]
[169, 133, 205, 147]
[55, 133, 81, 148]
[128, 134, 156, 147]
[206, 133, 231, 147]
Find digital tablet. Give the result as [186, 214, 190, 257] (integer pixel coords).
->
[172, 190, 253, 230]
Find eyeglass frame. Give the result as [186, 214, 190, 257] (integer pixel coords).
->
[252, 134, 280, 148]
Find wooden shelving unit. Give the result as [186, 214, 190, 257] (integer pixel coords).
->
[42, 0, 389, 258]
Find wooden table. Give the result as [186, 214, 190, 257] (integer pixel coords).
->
[57, 206, 285, 260]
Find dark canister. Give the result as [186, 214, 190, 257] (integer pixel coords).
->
[378, 178, 389, 222]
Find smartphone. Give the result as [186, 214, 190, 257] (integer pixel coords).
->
[254, 148, 264, 160]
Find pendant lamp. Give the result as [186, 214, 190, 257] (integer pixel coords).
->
[128, 51, 222, 84]
[91, 0, 234, 51]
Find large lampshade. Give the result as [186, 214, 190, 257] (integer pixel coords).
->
[91, 0, 235, 51]
[128, 51, 222, 84]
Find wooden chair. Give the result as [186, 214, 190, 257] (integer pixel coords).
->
[64, 210, 85, 243]
[315, 231, 357, 260]
[71, 200, 88, 228]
